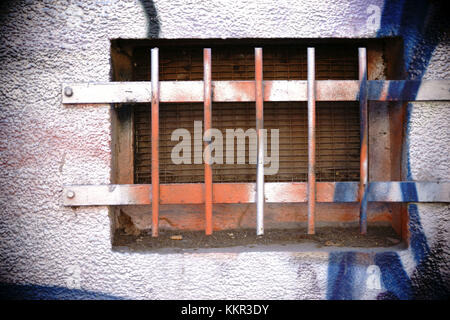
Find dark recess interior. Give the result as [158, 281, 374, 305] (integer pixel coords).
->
[131, 44, 360, 184]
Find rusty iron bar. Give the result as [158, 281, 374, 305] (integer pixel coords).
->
[203, 48, 213, 235]
[151, 48, 160, 237]
[255, 47, 264, 236]
[359, 47, 368, 235]
[307, 47, 316, 235]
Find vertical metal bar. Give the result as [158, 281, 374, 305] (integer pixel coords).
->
[204, 48, 213, 236]
[307, 47, 316, 235]
[359, 47, 368, 235]
[255, 47, 264, 236]
[151, 48, 160, 237]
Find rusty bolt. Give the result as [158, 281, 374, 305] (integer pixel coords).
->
[66, 190, 75, 199]
[64, 86, 73, 97]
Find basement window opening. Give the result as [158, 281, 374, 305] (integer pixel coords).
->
[110, 39, 405, 250]
[133, 45, 360, 184]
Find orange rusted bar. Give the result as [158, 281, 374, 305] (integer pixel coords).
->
[203, 48, 213, 235]
[307, 47, 316, 235]
[255, 47, 264, 236]
[151, 48, 160, 237]
[359, 47, 368, 235]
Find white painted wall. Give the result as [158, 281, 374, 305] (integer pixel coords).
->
[0, 0, 448, 299]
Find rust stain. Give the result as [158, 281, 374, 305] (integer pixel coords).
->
[160, 216, 178, 228]
[237, 204, 251, 228]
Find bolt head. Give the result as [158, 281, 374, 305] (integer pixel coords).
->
[66, 190, 75, 199]
[64, 86, 73, 97]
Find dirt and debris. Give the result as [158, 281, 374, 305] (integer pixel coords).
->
[113, 226, 402, 251]
[117, 210, 141, 236]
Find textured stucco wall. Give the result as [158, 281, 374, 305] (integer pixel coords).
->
[0, 0, 448, 299]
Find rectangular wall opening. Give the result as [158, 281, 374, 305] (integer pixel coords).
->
[132, 44, 360, 184]
[110, 38, 407, 250]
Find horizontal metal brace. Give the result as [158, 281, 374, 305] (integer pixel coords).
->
[63, 184, 152, 205]
[367, 181, 450, 202]
[62, 80, 450, 104]
[63, 181, 450, 206]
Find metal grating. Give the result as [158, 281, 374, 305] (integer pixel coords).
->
[134, 101, 360, 184]
[132, 45, 358, 81]
[133, 45, 360, 184]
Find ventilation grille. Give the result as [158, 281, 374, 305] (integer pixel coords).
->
[133, 45, 360, 184]
[133, 45, 358, 81]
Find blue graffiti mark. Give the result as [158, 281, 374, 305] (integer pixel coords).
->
[407, 204, 430, 265]
[369, 80, 422, 102]
[0, 283, 124, 300]
[399, 180, 419, 202]
[374, 252, 412, 300]
[326, 252, 357, 300]
[333, 182, 358, 202]
[377, 0, 445, 80]
[326, 0, 449, 300]
[403, 103, 415, 181]
[367, 79, 384, 101]
[376, 0, 447, 108]
[138, 0, 160, 38]
[359, 184, 369, 233]
[375, 0, 405, 38]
